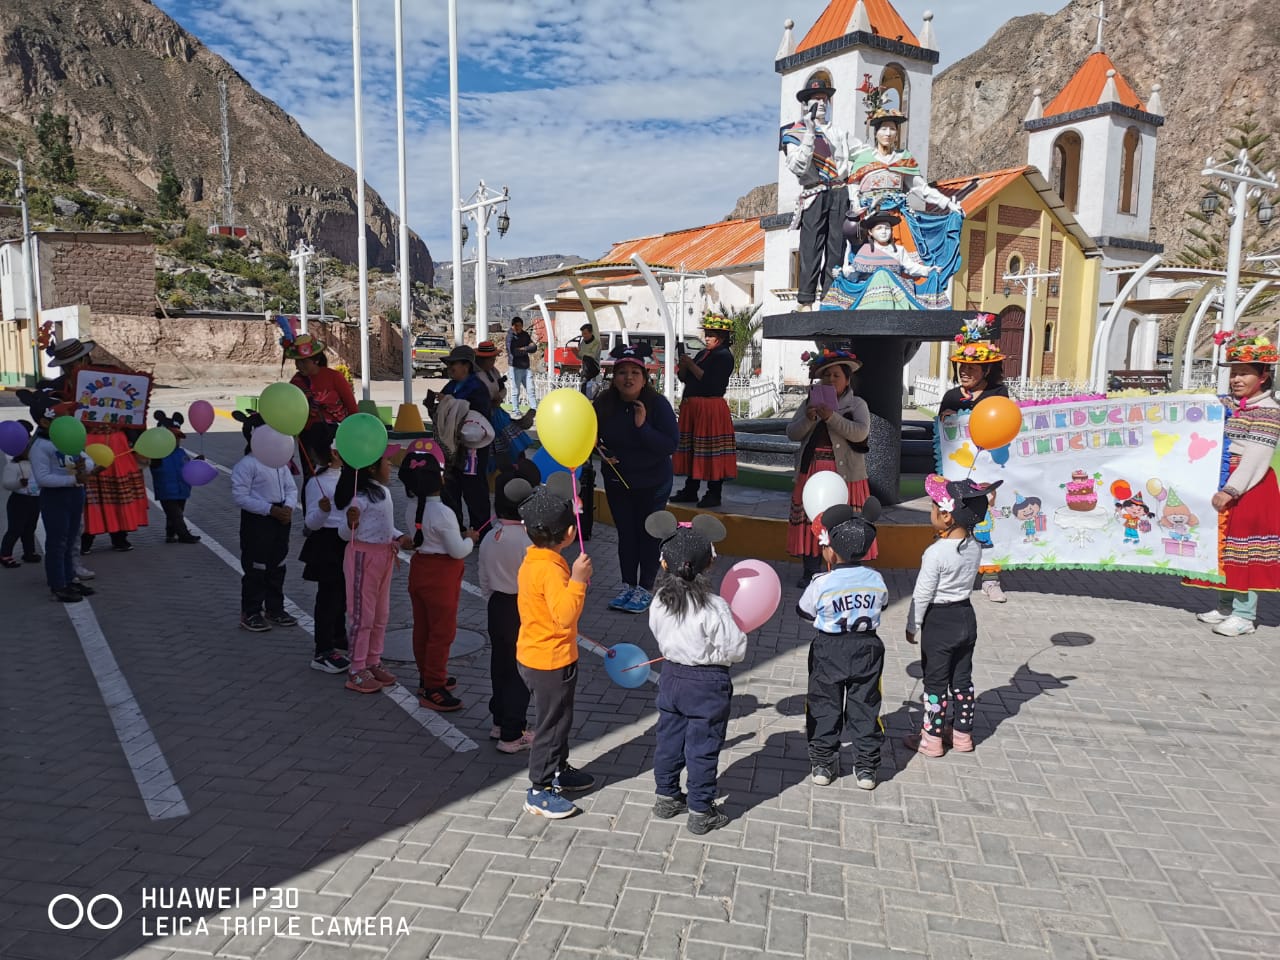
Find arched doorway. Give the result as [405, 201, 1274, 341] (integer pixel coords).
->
[997, 306, 1025, 379]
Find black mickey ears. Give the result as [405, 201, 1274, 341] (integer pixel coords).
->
[154, 410, 185, 430]
[506, 471, 576, 535]
[643, 510, 728, 543]
[645, 510, 726, 580]
[503, 477, 534, 505]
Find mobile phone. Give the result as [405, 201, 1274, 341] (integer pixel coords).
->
[676, 341, 686, 357]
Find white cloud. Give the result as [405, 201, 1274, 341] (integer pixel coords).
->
[155, 0, 1055, 260]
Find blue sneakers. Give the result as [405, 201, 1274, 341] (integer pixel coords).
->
[524, 787, 578, 819]
[621, 587, 653, 614]
[607, 585, 634, 611]
[553, 764, 596, 793]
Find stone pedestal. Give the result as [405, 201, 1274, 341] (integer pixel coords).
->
[762, 309, 970, 504]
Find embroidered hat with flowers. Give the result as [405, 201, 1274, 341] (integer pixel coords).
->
[700, 313, 734, 334]
[1214, 328, 1279, 366]
[949, 313, 1005, 364]
[282, 333, 326, 360]
[801, 346, 862, 376]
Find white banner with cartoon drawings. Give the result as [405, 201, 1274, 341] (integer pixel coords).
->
[935, 395, 1226, 578]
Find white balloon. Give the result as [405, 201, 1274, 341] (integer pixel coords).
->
[802, 471, 849, 521]
[250, 424, 295, 469]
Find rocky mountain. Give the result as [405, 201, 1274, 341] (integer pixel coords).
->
[930, 0, 1278, 255]
[0, 0, 432, 280]
[728, 184, 777, 222]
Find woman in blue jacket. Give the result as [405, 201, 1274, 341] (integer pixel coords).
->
[594, 343, 679, 614]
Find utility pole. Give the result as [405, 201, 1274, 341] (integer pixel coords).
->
[219, 79, 233, 226]
[289, 240, 315, 333]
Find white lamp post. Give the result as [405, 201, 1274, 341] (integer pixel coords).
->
[393, 0, 416, 419]
[458, 181, 510, 342]
[1001, 263, 1060, 389]
[0, 155, 42, 382]
[447, 0, 464, 347]
[350, 0, 371, 400]
[1200, 148, 1277, 391]
[288, 239, 314, 334]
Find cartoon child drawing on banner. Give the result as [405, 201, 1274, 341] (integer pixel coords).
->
[1012, 493, 1044, 543]
[1151, 480, 1199, 544]
[1111, 480, 1154, 545]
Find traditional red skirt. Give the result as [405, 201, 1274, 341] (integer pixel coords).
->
[787, 448, 876, 561]
[82, 429, 150, 535]
[673, 396, 737, 480]
[1183, 465, 1280, 593]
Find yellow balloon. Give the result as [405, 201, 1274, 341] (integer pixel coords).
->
[84, 443, 115, 469]
[536, 388, 597, 468]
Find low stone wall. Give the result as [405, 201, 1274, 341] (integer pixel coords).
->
[88, 313, 407, 384]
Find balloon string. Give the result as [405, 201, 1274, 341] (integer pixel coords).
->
[621, 656, 665, 673]
[967, 447, 983, 479]
[597, 446, 630, 489]
[573, 466, 586, 556]
[578, 632, 610, 656]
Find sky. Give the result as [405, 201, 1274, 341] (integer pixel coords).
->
[151, 0, 1060, 262]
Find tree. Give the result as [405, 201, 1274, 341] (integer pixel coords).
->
[722, 304, 765, 375]
[156, 155, 186, 219]
[35, 109, 76, 184]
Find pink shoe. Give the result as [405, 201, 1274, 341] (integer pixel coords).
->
[905, 731, 945, 757]
[947, 728, 974, 752]
[367, 663, 397, 687]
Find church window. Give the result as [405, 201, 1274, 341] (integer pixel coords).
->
[1050, 131, 1082, 213]
[1118, 127, 1140, 214]
[879, 64, 909, 146]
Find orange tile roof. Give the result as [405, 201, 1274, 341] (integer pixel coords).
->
[1044, 51, 1145, 117]
[935, 166, 1032, 216]
[797, 0, 919, 53]
[594, 218, 765, 274]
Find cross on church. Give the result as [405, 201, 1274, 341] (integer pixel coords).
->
[1091, 0, 1110, 52]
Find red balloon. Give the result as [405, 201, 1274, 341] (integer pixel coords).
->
[969, 396, 1022, 450]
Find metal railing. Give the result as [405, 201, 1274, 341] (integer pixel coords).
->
[724, 375, 784, 419]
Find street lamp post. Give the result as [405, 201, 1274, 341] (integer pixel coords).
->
[458, 181, 510, 342]
[288, 239, 315, 334]
[0, 155, 42, 383]
[1001, 263, 1060, 388]
[1200, 148, 1278, 391]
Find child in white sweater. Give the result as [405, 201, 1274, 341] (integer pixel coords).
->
[905, 475, 1003, 757]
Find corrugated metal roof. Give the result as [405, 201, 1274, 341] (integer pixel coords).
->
[797, 0, 919, 54]
[595, 218, 765, 274]
[1044, 51, 1145, 117]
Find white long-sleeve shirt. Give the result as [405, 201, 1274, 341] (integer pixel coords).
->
[405, 497, 474, 559]
[29, 436, 79, 489]
[304, 471, 343, 531]
[231, 454, 298, 516]
[339, 482, 400, 544]
[906, 536, 983, 634]
[648, 593, 748, 667]
[478, 519, 530, 596]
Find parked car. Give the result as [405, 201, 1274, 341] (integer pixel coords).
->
[553, 331, 706, 375]
[411, 334, 450, 377]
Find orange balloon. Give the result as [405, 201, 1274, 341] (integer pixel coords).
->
[969, 396, 1022, 449]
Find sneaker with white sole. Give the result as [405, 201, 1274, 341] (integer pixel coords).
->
[607, 585, 635, 611]
[1212, 615, 1257, 637]
[311, 652, 350, 674]
[981, 580, 1007, 603]
[1196, 609, 1230, 624]
[73, 563, 95, 580]
[621, 587, 653, 614]
[524, 787, 578, 819]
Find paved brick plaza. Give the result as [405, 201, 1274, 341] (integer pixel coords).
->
[1, 421, 1278, 960]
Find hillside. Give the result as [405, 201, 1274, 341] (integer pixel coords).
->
[0, 0, 432, 280]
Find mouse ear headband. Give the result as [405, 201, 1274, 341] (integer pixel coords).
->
[644, 511, 727, 579]
[817, 497, 882, 560]
[504, 472, 576, 535]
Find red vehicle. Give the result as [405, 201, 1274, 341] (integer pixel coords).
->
[552, 332, 705, 376]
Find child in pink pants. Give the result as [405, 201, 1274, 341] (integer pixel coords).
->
[337, 454, 413, 694]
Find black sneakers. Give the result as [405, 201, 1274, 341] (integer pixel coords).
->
[687, 808, 730, 835]
[51, 587, 83, 603]
[653, 794, 688, 819]
[240, 613, 271, 632]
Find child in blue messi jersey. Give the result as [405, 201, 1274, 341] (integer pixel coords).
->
[797, 500, 886, 790]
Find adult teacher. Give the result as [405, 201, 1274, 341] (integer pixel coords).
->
[670, 314, 737, 509]
[286, 333, 358, 475]
[594, 342, 679, 615]
[1184, 332, 1280, 637]
[505, 316, 538, 415]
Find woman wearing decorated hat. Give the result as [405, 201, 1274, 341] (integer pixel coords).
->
[1183, 329, 1280, 636]
[786, 347, 874, 587]
[938, 314, 1010, 602]
[41, 337, 149, 556]
[436, 344, 493, 534]
[671, 313, 738, 509]
[285, 333, 358, 477]
[473, 340, 533, 469]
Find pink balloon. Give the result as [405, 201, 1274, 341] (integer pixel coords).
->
[188, 400, 215, 435]
[250, 424, 295, 469]
[720, 560, 782, 633]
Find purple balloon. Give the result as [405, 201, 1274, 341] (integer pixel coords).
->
[0, 421, 29, 457]
[182, 458, 219, 487]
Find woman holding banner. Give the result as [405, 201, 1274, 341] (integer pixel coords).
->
[1184, 332, 1280, 637]
[42, 338, 150, 554]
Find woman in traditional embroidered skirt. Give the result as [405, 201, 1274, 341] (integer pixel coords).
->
[670, 315, 737, 509]
[786, 348, 874, 587]
[1183, 332, 1280, 637]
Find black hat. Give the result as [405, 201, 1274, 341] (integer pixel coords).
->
[505, 471, 576, 537]
[153, 409, 186, 438]
[15, 388, 77, 422]
[645, 511, 727, 580]
[46, 337, 97, 367]
[443, 345, 476, 367]
[494, 457, 542, 519]
[232, 409, 265, 442]
[861, 209, 902, 230]
[925, 475, 1002, 528]
[609, 341, 652, 370]
[797, 79, 836, 103]
[819, 499, 882, 561]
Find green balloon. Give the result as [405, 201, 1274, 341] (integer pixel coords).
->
[259, 382, 310, 436]
[134, 426, 178, 460]
[335, 413, 388, 469]
[49, 416, 87, 456]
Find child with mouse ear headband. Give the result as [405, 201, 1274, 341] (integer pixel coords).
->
[644, 510, 746, 837]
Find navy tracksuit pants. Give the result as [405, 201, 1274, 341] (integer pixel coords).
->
[654, 662, 732, 813]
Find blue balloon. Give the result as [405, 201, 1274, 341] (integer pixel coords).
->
[989, 444, 1010, 467]
[603, 642, 651, 688]
[0, 420, 29, 457]
[531, 445, 571, 480]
